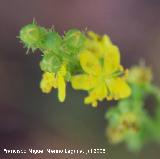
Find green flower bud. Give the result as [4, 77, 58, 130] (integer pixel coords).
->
[42, 31, 62, 53]
[19, 23, 47, 50]
[40, 52, 61, 72]
[63, 29, 86, 54]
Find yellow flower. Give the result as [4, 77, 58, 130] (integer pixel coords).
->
[119, 112, 139, 133]
[71, 32, 131, 107]
[106, 112, 139, 144]
[40, 63, 67, 102]
[128, 64, 152, 85]
[106, 126, 125, 144]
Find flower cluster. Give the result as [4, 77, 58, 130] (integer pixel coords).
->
[20, 21, 85, 102]
[19, 22, 131, 107]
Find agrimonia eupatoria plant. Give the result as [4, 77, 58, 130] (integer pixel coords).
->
[19, 21, 160, 151]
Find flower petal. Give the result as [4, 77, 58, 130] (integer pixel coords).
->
[103, 45, 120, 75]
[40, 80, 53, 93]
[84, 83, 107, 106]
[40, 72, 55, 93]
[79, 50, 101, 75]
[87, 31, 100, 40]
[107, 78, 131, 100]
[57, 74, 66, 102]
[71, 74, 97, 90]
[91, 83, 108, 101]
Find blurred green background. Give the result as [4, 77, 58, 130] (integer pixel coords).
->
[0, 0, 160, 158]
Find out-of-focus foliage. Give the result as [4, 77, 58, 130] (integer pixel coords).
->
[105, 64, 160, 151]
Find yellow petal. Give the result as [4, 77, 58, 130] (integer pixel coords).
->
[79, 50, 101, 75]
[91, 83, 107, 101]
[101, 35, 112, 46]
[40, 80, 52, 93]
[107, 78, 131, 100]
[42, 72, 55, 81]
[87, 31, 100, 40]
[84, 95, 98, 107]
[103, 45, 120, 75]
[57, 74, 66, 102]
[71, 74, 97, 90]
[85, 39, 104, 58]
[40, 72, 55, 93]
[84, 83, 107, 106]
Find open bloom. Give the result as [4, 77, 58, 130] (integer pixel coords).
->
[40, 63, 67, 102]
[71, 32, 131, 107]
